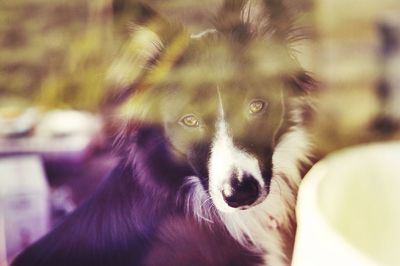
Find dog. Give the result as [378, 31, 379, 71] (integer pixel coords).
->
[12, 1, 314, 265]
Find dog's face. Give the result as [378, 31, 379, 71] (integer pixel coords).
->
[152, 37, 299, 212]
[162, 86, 287, 212]
[108, 2, 312, 214]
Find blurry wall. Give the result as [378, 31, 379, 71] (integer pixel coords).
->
[1, 0, 400, 153]
[309, 0, 400, 155]
[0, 0, 227, 111]
[0, 0, 113, 110]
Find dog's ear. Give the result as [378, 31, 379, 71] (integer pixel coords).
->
[213, 0, 250, 42]
[103, 4, 189, 110]
[214, 0, 305, 43]
[287, 71, 318, 95]
[260, 0, 301, 42]
[104, 25, 163, 108]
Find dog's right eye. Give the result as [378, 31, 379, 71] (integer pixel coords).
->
[248, 99, 267, 115]
[179, 114, 200, 128]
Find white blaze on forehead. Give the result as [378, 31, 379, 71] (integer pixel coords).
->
[208, 91, 265, 212]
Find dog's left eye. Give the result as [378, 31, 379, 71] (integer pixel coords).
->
[249, 100, 267, 114]
[179, 114, 200, 128]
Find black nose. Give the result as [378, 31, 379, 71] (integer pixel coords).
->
[222, 173, 260, 208]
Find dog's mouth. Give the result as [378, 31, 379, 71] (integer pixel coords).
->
[233, 189, 269, 211]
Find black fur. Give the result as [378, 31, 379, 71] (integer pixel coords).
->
[12, 125, 263, 266]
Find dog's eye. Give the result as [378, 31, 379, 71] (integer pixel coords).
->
[249, 100, 266, 114]
[179, 114, 200, 128]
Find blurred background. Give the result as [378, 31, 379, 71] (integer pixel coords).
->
[1, 0, 400, 265]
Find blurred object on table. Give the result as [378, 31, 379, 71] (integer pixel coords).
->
[36, 110, 100, 137]
[0, 99, 39, 138]
[0, 156, 50, 263]
[0, 208, 7, 266]
[49, 186, 76, 225]
[0, 109, 102, 163]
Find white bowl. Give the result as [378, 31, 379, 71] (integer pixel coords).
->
[292, 142, 400, 266]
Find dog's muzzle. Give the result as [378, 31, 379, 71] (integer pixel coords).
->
[221, 172, 260, 208]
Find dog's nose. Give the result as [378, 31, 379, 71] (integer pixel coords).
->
[222, 173, 260, 208]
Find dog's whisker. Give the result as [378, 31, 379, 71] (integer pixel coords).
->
[271, 178, 283, 198]
[201, 197, 213, 207]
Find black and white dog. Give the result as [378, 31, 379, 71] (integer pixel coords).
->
[12, 1, 314, 265]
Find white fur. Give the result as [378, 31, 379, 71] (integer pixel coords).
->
[208, 94, 266, 213]
[214, 92, 310, 265]
[182, 90, 312, 265]
[190, 29, 218, 39]
[183, 124, 311, 266]
[178, 176, 216, 223]
[220, 126, 311, 266]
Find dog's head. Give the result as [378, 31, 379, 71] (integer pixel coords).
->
[106, 0, 314, 213]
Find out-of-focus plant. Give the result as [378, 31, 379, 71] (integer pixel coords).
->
[37, 0, 115, 111]
[0, 0, 116, 111]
